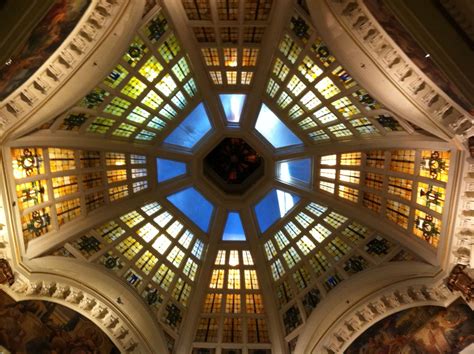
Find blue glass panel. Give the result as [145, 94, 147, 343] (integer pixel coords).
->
[277, 158, 312, 185]
[220, 94, 246, 123]
[164, 103, 212, 148]
[254, 189, 301, 233]
[222, 212, 246, 241]
[255, 104, 302, 148]
[167, 187, 214, 232]
[157, 158, 187, 182]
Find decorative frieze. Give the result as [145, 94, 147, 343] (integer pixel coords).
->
[451, 158, 474, 267]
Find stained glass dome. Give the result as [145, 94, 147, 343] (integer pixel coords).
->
[0, 0, 468, 353]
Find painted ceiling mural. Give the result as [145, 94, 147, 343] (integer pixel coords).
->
[345, 301, 474, 354]
[0, 0, 91, 100]
[0, 290, 118, 353]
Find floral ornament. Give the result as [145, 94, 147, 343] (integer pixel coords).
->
[20, 181, 45, 205]
[415, 214, 440, 240]
[82, 88, 107, 109]
[419, 185, 442, 208]
[291, 16, 310, 41]
[165, 303, 182, 328]
[146, 287, 160, 306]
[147, 16, 168, 42]
[26, 210, 51, 236]
[421, 151, 447, 180]
[105, 255, 120, 269]
[63, 113, 87, 130]
[17, 148, 42, 177]
[78, 236, 101, 253]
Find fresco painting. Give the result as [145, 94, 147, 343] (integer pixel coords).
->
[0, 0, 90, 101]
[345, 301, 474, 354]
[0, 290, 118, 353]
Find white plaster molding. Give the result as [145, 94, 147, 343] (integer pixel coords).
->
[307, 0, 473, 143]
[0, 0, 145, 141]
[294, 262, 462, 353]
[451, 156, 474, 268]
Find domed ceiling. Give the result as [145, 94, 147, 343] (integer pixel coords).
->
[3, 0, 459, 352]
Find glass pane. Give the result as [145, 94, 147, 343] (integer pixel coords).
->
[254, 189, 300, 233]
[220, 94, 246, 123]
[255, 104, 302, 148]
[164, 103, 212, 148]
[167, 187, 214, 232]
[277, 158, 311, 185]
[222, 212, 246, 241]
[157, 158, 186, 182]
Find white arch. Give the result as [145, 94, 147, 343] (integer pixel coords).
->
[2, 256, 169, 353]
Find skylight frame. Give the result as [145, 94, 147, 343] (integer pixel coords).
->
[45, 199, 209, 337]
[193, 247, 272, 349]
[314, 147, 454, 248]
[9, 146, 151, 247]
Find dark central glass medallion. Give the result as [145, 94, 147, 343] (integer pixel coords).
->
[204, 138, 264, 194]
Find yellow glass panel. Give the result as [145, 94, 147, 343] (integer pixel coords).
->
[16, 180, 48, 211]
